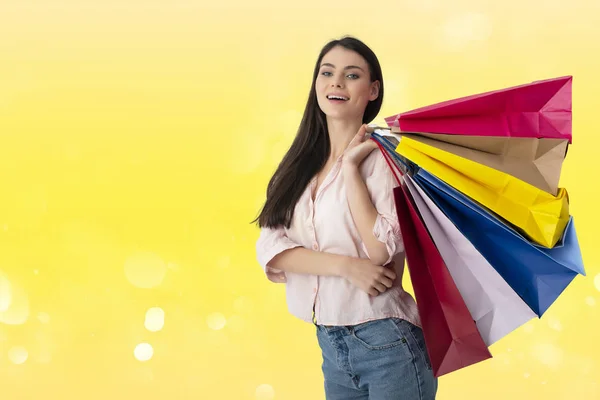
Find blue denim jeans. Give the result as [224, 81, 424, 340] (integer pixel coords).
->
[316, 317, 438, 399]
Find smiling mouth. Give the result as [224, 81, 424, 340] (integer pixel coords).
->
[327, 95, 349, 101]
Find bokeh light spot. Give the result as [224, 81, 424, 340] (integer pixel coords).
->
[594, 273, 600, 292]
[255, 384, 275, 400]
[145, 307, 165, 332]
[0, 278, 29, 325]
[547, 316, 563, 331]
[0, 271, 12, 312]
[124, 251, 167, 289]
[586, 296, 596, 306]
[207, 312, 226, 330]
[134, 343, 154, 362]
[8, 346, 28, 364]
[37, 312, 51, 324]
[531, 343, 563, 369]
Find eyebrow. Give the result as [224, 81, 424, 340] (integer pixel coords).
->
[320, 63, 365, 72]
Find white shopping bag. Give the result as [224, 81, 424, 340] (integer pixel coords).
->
[403, 174, 537, 345]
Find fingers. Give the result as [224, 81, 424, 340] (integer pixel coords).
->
[358, 124, 368, 137]
[371, 271, 394, 294]
[367, 284, 386, 296]
[373, 282, 387, 294]
[351, 124, 368, 143]
[383, 268, 397, 281]
[377, 264, 397, 281]
[361, 139, 378, 150]
[357, 260, 399, 296]
[379, 276, 394, 288]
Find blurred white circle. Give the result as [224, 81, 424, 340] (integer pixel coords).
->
[594, 273, 600, 292]
[8, 346, 28, 365]
[255, 384, 275, 400]
[531, 342, 563, 369]
[585, 296, 596, 306]
[145, 307, 165, 332]
[134, 343, 154, 362]
[0, 278, 29, 325]
[206, 313, 226, 330]
[0, 271, 12, 312]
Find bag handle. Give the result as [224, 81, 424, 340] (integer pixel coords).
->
[372, 138, 403, 185]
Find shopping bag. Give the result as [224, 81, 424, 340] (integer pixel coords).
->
[397, 132, 568, 196]
[402, 174, 537, 345]
[413, 168, 585, 317]
[384, 76, 573, 142]
[375, 141, 492, 377]
[396, 135, 570, 248]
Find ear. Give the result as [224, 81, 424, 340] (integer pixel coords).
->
[369, 80, 380, 101]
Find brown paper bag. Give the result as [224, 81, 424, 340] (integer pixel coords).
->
[395, 131, 568, 196]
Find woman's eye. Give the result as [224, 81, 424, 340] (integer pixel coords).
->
[320, 71, 358, 79]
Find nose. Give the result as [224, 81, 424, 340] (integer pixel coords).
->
[331, 75, 344, 88]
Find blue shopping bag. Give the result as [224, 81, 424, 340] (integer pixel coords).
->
[412, 168, 585, 317]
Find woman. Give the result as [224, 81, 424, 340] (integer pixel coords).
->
[254, 36, 438, 400]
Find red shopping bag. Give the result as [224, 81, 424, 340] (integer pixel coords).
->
[384, 76, 573, 143]
[375, 140, 492, 377]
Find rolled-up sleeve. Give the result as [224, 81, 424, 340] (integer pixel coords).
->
[361, 150, 405, 265]
[256, 226, 303, 283]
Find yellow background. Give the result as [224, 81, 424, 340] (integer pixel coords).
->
[1, 0, 599, 399]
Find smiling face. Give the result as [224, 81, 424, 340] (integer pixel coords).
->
[315, 45, 380, 122]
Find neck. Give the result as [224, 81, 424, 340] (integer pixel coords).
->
[326, 117, 363, 161]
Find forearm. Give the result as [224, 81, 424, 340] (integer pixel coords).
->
[343, 163, 390, 265]
[267, 247, 353, 278]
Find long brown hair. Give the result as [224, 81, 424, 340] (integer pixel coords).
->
[254, 36, 384, 229]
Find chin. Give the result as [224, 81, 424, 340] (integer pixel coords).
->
[320, 106, 352, 120]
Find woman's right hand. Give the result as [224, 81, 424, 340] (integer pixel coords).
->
[341, 258, 397, 296]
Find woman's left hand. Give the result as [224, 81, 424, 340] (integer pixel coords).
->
[343, 124, 379, 168]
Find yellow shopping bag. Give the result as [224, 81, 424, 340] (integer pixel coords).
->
[396, 136, 569, 248]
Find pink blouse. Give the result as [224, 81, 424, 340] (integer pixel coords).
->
[255, 146, 421, 327]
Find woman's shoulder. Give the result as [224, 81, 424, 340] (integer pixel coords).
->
[361, 146, 388, 173]
[360, 147, 400, 189]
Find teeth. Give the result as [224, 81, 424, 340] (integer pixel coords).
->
[328, 95, 348, 100]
